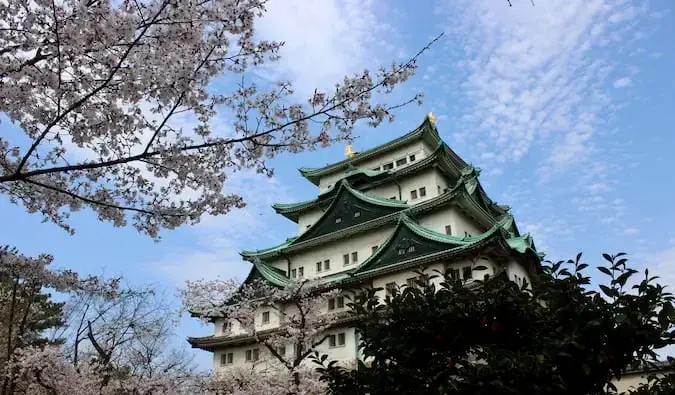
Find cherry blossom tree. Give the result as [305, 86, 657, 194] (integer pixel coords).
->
[181, 275, 349, 394]
[0, 0, 441, 239]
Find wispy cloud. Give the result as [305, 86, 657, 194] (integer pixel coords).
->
[151, 171, 294, 285]
[613, 77, 632, 88]
[254, 0, 396, 97]
[428, 0, 665, 257]
[646, 246, 675, 290]
[435, 0, 648, 172]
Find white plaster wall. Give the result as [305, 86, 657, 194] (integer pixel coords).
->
[365, 168, 447, 204]
[213, 344, 271, 373]
[297, 206, 324, 234]
[310, 327, 358, 364]
[610, 370, 673, 393]
[418, 206, 485, 237]
[507, 258, 532, 289]
[370, 258, 499, 300]
[317, 140, 430, 193]
[278, 225, 395, 279]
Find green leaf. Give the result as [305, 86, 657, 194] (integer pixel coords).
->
[577, 263, 589, 271]
[602, 253, 613, 263]
[614, 272, 632, 287]
[597, 267, 613, 276]
[600, 285, 617, 298]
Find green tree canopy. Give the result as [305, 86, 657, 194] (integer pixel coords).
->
[315, 253, 675, 395]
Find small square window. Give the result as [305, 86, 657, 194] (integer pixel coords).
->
[385, 282, 397, 297]
[462, 266, 472, 280]
[445, 225, 452, 235]
[252, 348, 259, 361]
[335, 217, 342, 224]
[221, 322, 230, 334]
[324, 260, 330, 271]
[245, 350, 252, 361]
[410, 190, 418, 200]
[397, 248, 406, 255]
[221, 352, 233, 365]
[291, 269, 297, 279]
[316, 262, 322, 272]
[328, 298, 335, 310]
[354, 211, 361, 218]
[419, 187, 426, 197]
[382, 162, 394, 170]
[396, 158, 407, 166]
[351, 251, 358, 263]
[337, 296, 344, 308]
[298, 267, 304, 278]
[409, 154, 416, 162]
[343, 254, 350, 266]
[329, 334, 337, 347]
[262, 311, 270, 324]
[406, 277, 417, 288]
[337, 333, 346, 346]
[371, 245, 378, 253]
[407, 245, 415, 253]
[277, 346, 286, 356]
[447, 267, 460, 280]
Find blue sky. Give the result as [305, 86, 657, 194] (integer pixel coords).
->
[1, 0, 674, 369]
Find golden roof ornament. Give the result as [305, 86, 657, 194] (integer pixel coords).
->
[427, 112, 436, 126]
[345, 144, 356, 158]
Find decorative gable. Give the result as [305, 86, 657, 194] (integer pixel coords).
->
[356, 216, 469, 274]
[293, 181, 408, 243]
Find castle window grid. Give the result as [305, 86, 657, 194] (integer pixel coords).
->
[328, 296, 345, 311]
[329, 333, 346, 348]
[220, 352, 234, 366]
[245, 348, 259, 362]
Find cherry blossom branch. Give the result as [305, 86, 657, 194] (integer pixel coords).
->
[14, 0, 173, 174]
[23, 178, 184, 218]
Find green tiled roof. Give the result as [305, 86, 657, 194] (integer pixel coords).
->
[242, 259, 292, 288]
[298, 115, 450, 185]
[243, 181, 408, 259]
[245, 167, 521, 261]
[344, 181, 408, 208]
[273, 142, 477, 223]
[240, 212, 539, 291]
[240, 237, 297, 258]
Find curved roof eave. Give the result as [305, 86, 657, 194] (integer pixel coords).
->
[298, 115, 440, 185]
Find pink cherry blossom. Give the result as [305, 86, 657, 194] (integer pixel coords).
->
[0, 0, 438, 239]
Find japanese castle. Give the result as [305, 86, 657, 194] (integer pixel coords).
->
[188, 114, 541, 372]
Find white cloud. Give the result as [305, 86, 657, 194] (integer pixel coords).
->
[151, 170, 294, 285]
[613, 76, 632, 88]
[623, 227, 639, 235]
[254, 0, 395, 97]
[646, 246, 675, 291]
[148, 0, 404, 285]
[587, 182, 612, 194]
[434, 0, 648, 175]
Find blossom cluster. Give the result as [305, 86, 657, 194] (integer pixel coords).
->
[0, 0, 431, 239]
